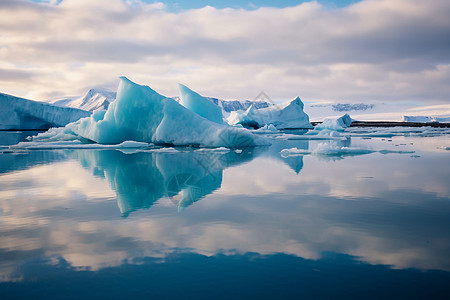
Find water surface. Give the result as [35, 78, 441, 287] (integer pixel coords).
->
[1, 130, 450, 299]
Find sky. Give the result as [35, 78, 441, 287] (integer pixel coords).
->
[1, 0, 449, 104]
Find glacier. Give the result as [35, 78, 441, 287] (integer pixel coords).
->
[0, 92, 91, 130]
[227, 97, 313, 130]
[178, 84, 223, 124]
[32, 77, 268, 148]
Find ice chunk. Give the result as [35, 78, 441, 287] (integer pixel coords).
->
[280, 147, 310, 157]
[32, 77, 268, 148]
[435, 117, 450, 123]
[315, 114, 353, 131]
[0, 92, 91, 130]
[277, 129, 344, 140]
[313, 143, 375, 156]
[178, 84, 223, 124]
[194, 147, 230, 152]
[256, 124, 278, 132]
[403, 115, 450, 123]
[10, 140, 150, 150]
[402, 115, 433, 123]
[280, 142, 416, 158]
[227, 97, 313, 129]
[227, 105, 260, 129]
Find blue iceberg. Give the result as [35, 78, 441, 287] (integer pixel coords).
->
[33, 77, 268, 148]
[178, 83, 223, 124]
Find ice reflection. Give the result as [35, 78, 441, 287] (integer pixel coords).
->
[0, 134, 449, 283]
[72, 149, 261, 216]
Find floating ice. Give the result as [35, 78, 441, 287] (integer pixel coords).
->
[312, 143, 374, 156]
[146, 147, 180, 153]
[315, 114, 353, 131]
[378, 149, 415, 155]
[280, 143, 415, 158]
[178, 84, 223, 124]
[277, 129, 345, 140]
[403, 115, 450, 123]
[0, 92, 91, 130]
[227, 97, 313, 129]
[255, 124, 278, 132]
[194, 147, 230, 152]
[10, 140, 150, 150]
[30, 77, 268, 148]
[280, 147, 310, 157]
[344, 126, 450, 138]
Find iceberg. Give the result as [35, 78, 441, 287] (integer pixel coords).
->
[10, 140, 150, 150]
[0, 92, 91, 130]
[402, 115, 450, 123]
[315, 113, 353, 131]
[227, 97, 313, 130]
[32, 77, 268, 148]
[402, 115, 434, 123]
[178, 84, 223, 124]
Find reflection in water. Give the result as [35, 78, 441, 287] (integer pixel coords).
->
[0, 131, 43, 146]
[0, 134, 450, 298]
[73, 149, 260, 216]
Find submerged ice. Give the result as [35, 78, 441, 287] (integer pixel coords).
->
[32, 77, 268, 148]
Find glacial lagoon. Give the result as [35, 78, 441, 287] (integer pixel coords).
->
[0, 128, 450, 299]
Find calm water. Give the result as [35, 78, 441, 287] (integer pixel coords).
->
[1, 130, 450, 299]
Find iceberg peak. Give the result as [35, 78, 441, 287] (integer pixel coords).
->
[178, 83, 223, 124]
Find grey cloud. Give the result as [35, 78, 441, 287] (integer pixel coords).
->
[1, 0, 450, 103]
[0, 69, 37, 82]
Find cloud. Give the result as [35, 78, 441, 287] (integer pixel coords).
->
[0, 0, 449, 103]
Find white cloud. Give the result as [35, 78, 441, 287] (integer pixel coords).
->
[0, 0, 449, 103]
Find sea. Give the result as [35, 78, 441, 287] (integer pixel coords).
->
[0, 127, 449, 299]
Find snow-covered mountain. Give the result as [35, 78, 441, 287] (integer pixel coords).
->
[173, 96, 270, 113]
[0, 92, 91, 130]
[50, 88, 116, 112]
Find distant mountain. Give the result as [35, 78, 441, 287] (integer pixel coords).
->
[173, 96, 271, 112]
[50, 88, 116, 112]
[0, 92, 91, 130]
[306, 102, 380, 121]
